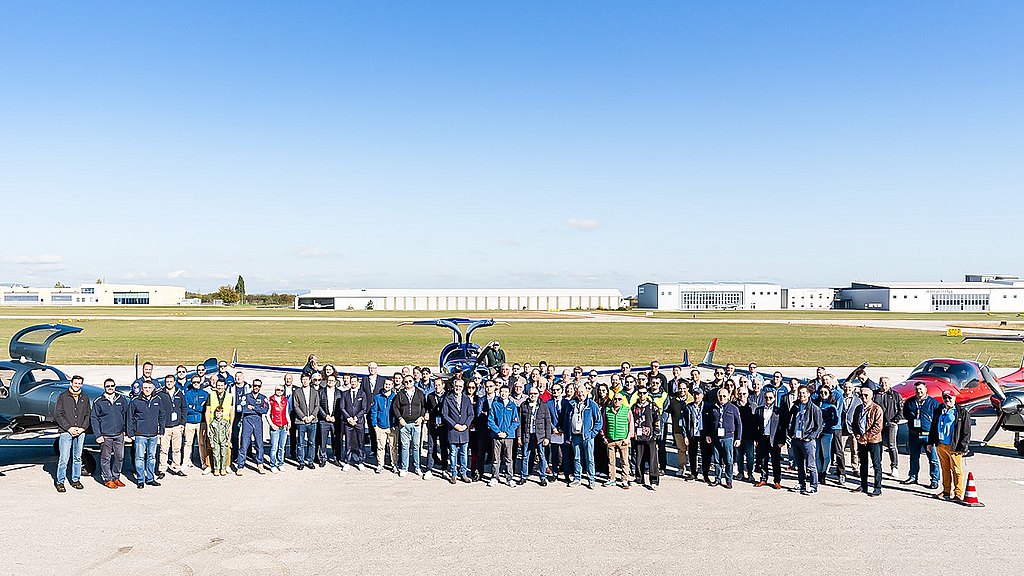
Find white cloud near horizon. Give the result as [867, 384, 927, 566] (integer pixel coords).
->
[566, 218, 600, 231]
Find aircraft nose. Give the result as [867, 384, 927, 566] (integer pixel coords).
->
[1001, 396, 1023, 415]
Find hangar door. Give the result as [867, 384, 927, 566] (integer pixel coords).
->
[930, 293, 989, 312]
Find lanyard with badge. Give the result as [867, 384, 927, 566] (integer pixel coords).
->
[717, 407, 725, 438]
[913, 402, 923, 431]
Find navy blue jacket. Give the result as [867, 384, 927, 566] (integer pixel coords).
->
[903, 395, 940, 436]
[239, 392, 270, 420]
[786, 401, 824, 441]
[126, 394, 166, 437]
[703, 402, 742, 440]
[90, 393, 128, 437]
[339, 388, 368, 421]
[443, 393, 475, 444]
[488, 398, 520, 438]
[158, 388, 187, 428]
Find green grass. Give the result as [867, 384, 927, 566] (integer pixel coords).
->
[4, 318, 1023, 368]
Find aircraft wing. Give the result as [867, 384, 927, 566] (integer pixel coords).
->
[590, 350, 692, 376]
[230, 351, 369, 379]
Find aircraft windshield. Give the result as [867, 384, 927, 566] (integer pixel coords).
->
[909, 361, 980, 390]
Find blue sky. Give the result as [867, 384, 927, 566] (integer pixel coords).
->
[2, 2, 1022, 293]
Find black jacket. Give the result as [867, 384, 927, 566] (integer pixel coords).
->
[391, 388, 427, 423]
[736, 401, 758, 442]
[786, 401, 824, 441]
[663, 394, 688, 434]
[518, 399, 554, 441]
[54, 390, 91, 432]
[928, 405, 971, 453]
[874, 389, 904, 426]
[754, 404, 786, 446]
[425, 391, 447, 431]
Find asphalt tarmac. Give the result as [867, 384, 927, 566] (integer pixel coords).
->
[3, 405, 1022, 576]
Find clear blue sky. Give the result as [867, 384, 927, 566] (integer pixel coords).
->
[2, 2, 1022, 293]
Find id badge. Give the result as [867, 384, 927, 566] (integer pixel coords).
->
[170, 412, 178, 422]
[435, 416, 441, 426]
[678, 417, 685, 428]
[717, 427, 725, 437]
[912, 418, 921, 429]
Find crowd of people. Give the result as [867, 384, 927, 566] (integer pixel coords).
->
[51, 351, 972, 504]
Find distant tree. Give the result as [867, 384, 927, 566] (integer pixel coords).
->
[95, 279, 104, 284]
[54, 281, 68, 288]
[216, 285, 240, 304]
[235, 275, 246, 305]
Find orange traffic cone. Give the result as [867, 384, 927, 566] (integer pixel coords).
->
[962, 472, 985, 507]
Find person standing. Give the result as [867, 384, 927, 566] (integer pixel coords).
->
[317, 375, 342, 467]
[662, 382, 689, 478]
[518, 386, 553, 486]
[631, 385, 662, 490]
[813, 381, 840, 486]
[484, 341, 506, 372]
[291, 374, 319, 470]
[183, 375, 210, 473]
[787, 386, 823, 495]
[127, 380, 165, 489]
[754, 388, 785, 489]
[157, 375, 187, 479]
[471, 380, 497, 481]
[874, 376, 904, 476]
[443, 378, 474, 483]
[683, 387, 705, 481]
[840, 380, 862, 478]
[130, 362, 154, 398]
[229, 371, 249, 461]
[562, 385, 603, 488]
[424, 378, 448, 475]
[266, 383, 290, 473]
[91, 378, 129, 489]
[928, 390, 971, 502]
[235, 380, 270, 475]
[392, 375, 428, 478]
[852, 386, 884, 496]
[704, 388, 742, 488]
[902, 382, 941, 489]
[339, 378, 368, 470]
[603, 394, 634, 488]
[487, 384, 520, 487]
[204, 379, 234, 476]
[53, 375, 91, 493]
[370, 378, 397, 473]
[734, 387, 757, 482]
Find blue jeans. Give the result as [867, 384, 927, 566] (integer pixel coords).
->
[236, 416, 264, 469]
[296, 422, 316, 465]
[133, 435, 159, 483]
[735, 438, 755, 478]
[269, 428, 288, 468]
[57, 431, 85, 484]
[520, 434, 549, 480]
[713, 436, 735, 483]
[570, 434, 595, 483]
[449, 442, 468, 477]
[398, 423, 421, 473]
[907, 433, 939, 485]
[794, 438, 818, 490]
[816, 432, 833, 480]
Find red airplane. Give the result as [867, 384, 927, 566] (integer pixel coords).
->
[891, 339, 1024, 413]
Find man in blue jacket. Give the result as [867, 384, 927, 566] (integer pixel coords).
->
[902, 382, 940, 489]
[487, 384, 520, 487]
[787, 385, 824, 495]
[443, 378, 475, 483]
[157, 375, 187, 479]
[91, 378, 129, 489]
[562, 385, 603, 488]
[183, 375, 210, 473]
[126, 380, 165, 489]
[235, 379, 270, 475]
[703, 388, 742, 488]
[369, 378, 396, 473]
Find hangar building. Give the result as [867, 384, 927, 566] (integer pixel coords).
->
[295, 288, 625, 311]
[0, 283, 188, 306]
[836, 276, 1024, 312]
[637, 282, 783, 311]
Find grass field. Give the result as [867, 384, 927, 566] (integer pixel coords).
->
[5, 318, 1024, 368]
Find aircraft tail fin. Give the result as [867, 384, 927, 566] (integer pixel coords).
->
[231, 348, 237, 367]
[702, 338, 718, 366]
[682, 349, 690, 367]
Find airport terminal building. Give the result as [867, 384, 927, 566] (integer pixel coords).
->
[295, 288, 625, 311]
[0, 283, 187, 306]
[836, 277, 1024, 312]
[637, 282, 784, 311]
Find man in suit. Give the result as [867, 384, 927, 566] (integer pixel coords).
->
[317, 375, 343, 467]
[291, 374, 319, 470]
[443, 378, 475, 483]
[754, 388, 786, 489]
[339, 379, 368, 470]
[786, 385, 824, 495]
[424, 377, 448, 475]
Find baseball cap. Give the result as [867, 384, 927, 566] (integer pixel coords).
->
[941, 390, 956, 399]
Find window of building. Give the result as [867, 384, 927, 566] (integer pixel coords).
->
[50, 295, 73, 303]
[81, 287, 95, 294]
[3, 294, 40, 302]
[112, 291, 150, 305]
[679, 291, 743, 310]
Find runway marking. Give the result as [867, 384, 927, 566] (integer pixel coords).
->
[1013, 481, 1024, 486]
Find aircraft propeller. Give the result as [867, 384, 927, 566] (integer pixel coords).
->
[980, 364, 1013, 443]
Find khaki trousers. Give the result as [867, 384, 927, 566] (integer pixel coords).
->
[183, 422, 209, 468]
[937, 443, 965, 499]
[159, 425, 184, 472]
[374, 427, 397, 469]
[607, 439, 630, 482]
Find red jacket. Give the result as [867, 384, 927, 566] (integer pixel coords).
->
[268, 395, 289, 427]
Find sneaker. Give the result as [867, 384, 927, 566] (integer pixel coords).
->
[724, 482, 733, 489]
[568, 480, 581, 487]
[421, 471, 430, 480]
[927, 482, 939, 490]
[585, 482, 594, 490]
[235, 470, 243, 476]
[540, 478, 548, 487]
[487, 478, 497, 487]
[70, 480, 84, 490]
[256, 466, 265, 475]
[622, 482, 630, 490]
[448, 475, 457, 485]
[136, 483, 144, 489]
[516, 479, 526, 486]
[461, 475, 472, 483]
[374, 467, 381, 475]
[509, 479, 517, 488]
[202, 467, 212, 475]
[868, 490, 881, 497]
[269, 467, 278, 474]
[604, 480, 618, 488]
[899, 477, 917, 485]
[339, 463, 346, 471]
[55, 483, 66, 493]
[398, 469, 406, 478]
